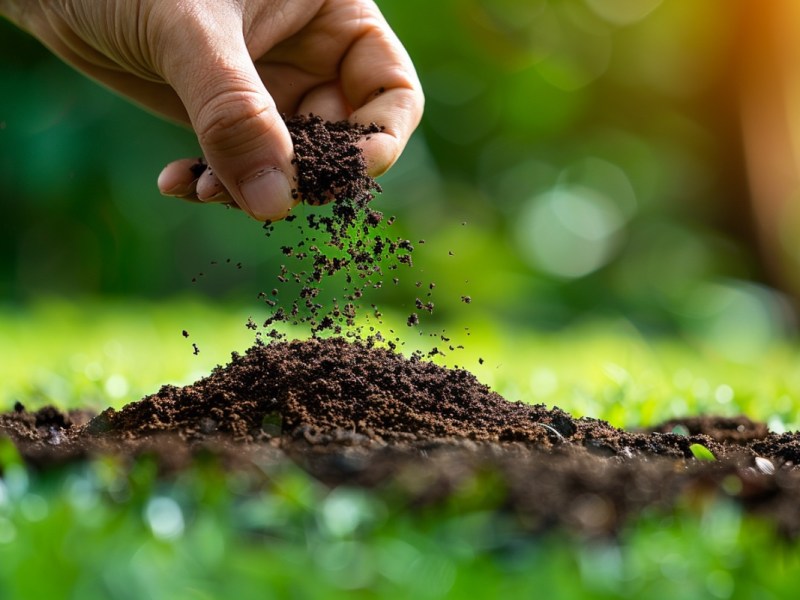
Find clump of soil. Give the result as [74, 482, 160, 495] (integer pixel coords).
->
[286, 114, 382, 208]
[3, 337, 800, 537]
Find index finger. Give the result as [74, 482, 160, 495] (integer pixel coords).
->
[339, 6, 424, 176]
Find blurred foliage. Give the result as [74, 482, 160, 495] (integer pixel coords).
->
[5, 5, 800, 596]
[0, 1, 793, 341]
[0, 445, 799, 598]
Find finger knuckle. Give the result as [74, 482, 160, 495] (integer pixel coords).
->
[196, 89, 277, 152]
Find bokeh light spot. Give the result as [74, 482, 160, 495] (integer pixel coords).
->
[515, 184, 625, 278]
[320, 488, 371, 538]
[559, 157, 638, 219]
[104, 374, 129, 399]
[679, 281, 788, 363]
[584, 0, 663, 26]
[145, 496, 185, 540]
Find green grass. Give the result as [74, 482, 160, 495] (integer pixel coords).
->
[1, 451, 799, 599]
[2, 298, 797, 430]
[2, 298, 800, 599]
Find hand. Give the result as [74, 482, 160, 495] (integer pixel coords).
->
[4, 0, 423, 222]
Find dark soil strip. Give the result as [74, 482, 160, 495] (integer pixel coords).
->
[2, 337, 800, 537]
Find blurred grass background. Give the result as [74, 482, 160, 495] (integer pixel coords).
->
[5, 4, 800, 597]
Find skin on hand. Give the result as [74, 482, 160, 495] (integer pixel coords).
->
[4, 0, 424, 222]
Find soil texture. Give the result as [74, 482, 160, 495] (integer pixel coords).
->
[4, 116, 794, 537]
[2, 337, 800, 537]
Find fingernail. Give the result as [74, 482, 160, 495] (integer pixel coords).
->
[239, 168, 294, 221]
[197, 172, 223, 202]
[161, 184, 188, 197]
[199, 191, 227, 203]
[158, 171, 190, 197]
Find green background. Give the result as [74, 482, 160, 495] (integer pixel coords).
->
[4, 4, 800, 598]
[1, 0, 784, 344]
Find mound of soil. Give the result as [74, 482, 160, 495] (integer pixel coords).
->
[2, 337, 800, 537]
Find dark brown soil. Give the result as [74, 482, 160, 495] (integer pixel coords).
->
[2, 337, 800, 537]
[286, 114, 382, 207]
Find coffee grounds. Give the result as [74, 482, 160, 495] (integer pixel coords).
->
[4, 337, 800, 537]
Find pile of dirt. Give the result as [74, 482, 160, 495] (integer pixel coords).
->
[3, 337, 800, 537]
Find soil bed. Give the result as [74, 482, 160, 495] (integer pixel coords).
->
[4, 117, 796, 537]
[2, 337, 799, 537]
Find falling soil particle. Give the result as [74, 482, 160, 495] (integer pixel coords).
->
[245, 115, 445, 349]
[3, 337, 800, 537]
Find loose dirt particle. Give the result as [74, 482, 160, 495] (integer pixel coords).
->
[189, 158, 206, 179]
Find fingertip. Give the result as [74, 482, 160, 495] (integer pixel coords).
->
[357, 133, 402, 178]
[350, 86, 424, 177]
[158, 158, 206, 196]
[196, 167, 226, 201]
[238, 168, 300, 222]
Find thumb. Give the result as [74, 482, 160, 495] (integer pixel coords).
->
[160, 17, 297, 221]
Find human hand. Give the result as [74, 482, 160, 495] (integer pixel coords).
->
[3, 0, 423, 222]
